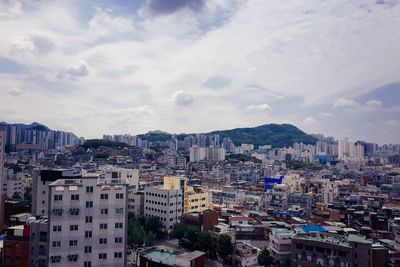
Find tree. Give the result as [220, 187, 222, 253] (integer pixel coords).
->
[146, 217, 162, 233]
[172, 223, 186, 239]
[144, 232, 156, 246]
[12, 192, 21, 199]
[184, 227, 199, 246]
[197, 232, 212, 252]
[279, 256, 291, 267]
[128, 218, 145, 247]
[217, 234, 233, 263]
[257, 249, 273, 267]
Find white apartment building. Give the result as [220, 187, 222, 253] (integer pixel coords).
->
[190, 146, 225, 162]
[2, 169, 24, 198]
[103, 168, 139, 190]
[0, 131, 5, 230]
[261, 184, 290, 211]
[269, 228, 294, 261]
[32, 169, 81, 217]
[48, 174, 127, 267]
[144, 184, 183, 231]
[211, 186, 246, 207]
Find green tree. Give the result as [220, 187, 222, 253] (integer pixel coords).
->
[146, 217, 162, 233]
[197, 232, 212, 252]
[128, 218, 145, 247]
[217, 234, 233, 263]
[184, 227, 199, 245]
[12, 192, 21, 199]
[144, 232, 156, 246]
[257, 249, 273, 267]
[172, 223, 186, 239]
[279, 256, 291, 267]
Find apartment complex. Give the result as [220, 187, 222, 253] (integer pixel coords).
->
[32, 169, 81, 217]
[47, 174, 128, 267]
[144, 176, 183, 230]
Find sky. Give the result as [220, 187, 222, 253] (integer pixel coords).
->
[0, 0, 400, 144]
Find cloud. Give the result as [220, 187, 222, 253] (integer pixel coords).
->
[127, 105, 155, 116]
[171, 90, 194, 106]
[319, 112, 333, 118]
[244, 104, 271, 111]
[304, 116, 317, 124]
[6, 87, 23, 96]
[0, 0, 22, 19]
[333, 98, 360, 109]
[89, 7, 134, 34]
[203, 76, 232, 89]
[9, 36, 36, 54]
[365, 99, 382, 109]
[142, 0, 205, 16]
[383, 119, 399, 127]
[58, 61, 90, 80]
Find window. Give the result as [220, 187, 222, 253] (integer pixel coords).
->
[84, 262, 92, 267]
[99, 253, 107, 260]
[100, 223, 108, 230]
[53, 225, 62, 232]
[115, 222, 123, 229]
[69, 208, 80, 216]
[70, 225, 78, 231]
[85, 231, 92, 238]
[52, 241, 61, 247]
[86, 186, 93, 193]
[84, 246, 92, 253]
[115, 208, 123, 214]
[99, 238, 107, 244]
[116, 193, 124, 199]
[86, 201, 93, 208]
[71, 194, 79, 201]
[114, 252, 123, 258]
[52, 209, 63, 216]
[69, 240, 78, 246]
[85, 216, 93, 223]
[100, 208, 108, 215]
[50, 256, 61, 263]
[39, 231, 47, 242]
[54, 195, 63, 201]
[115, 237, 123, 243]
[67, 254, 78, 262]
[100, 193, 108, 200]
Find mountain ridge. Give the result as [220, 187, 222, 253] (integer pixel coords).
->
[138, 123, 317, 148]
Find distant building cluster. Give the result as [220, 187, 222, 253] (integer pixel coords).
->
[2, 126, 400, 267]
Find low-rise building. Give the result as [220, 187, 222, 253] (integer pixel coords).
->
[268, 228, 294, 261]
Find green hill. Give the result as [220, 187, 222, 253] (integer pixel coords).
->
[135, 124, 316, 148]
[209, 124, 317, 147]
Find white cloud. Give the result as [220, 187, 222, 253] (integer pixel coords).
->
[383, 119, 399, 127]
[6, 87, 23, 96]
[0, 0, 22, 19]
[304, 116, 317, 124]
[9, 35, 36, 54]
[127, 105, 155, 116]
[244, 103, 271, 111]
[365, 100, 382, 109]
[58, 60, 90, 80]
[319, 112, 333, 118]
[171, 90, 194, 106]
[333, 98, 360, 109]
[89, 7, 134, 34]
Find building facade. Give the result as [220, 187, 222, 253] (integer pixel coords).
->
[47, 174, 128, 267]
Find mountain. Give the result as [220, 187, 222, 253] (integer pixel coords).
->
[137, 123, 317, 148]
[209, 124, 317, 147]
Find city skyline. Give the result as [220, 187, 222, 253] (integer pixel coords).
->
[1, 0, 400, 143]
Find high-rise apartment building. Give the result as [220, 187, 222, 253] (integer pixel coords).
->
[47, 174, 128, 267]
[144, 176, 183, 230]
[0, 130, 5, 231]
[32, 169, 81, 217]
